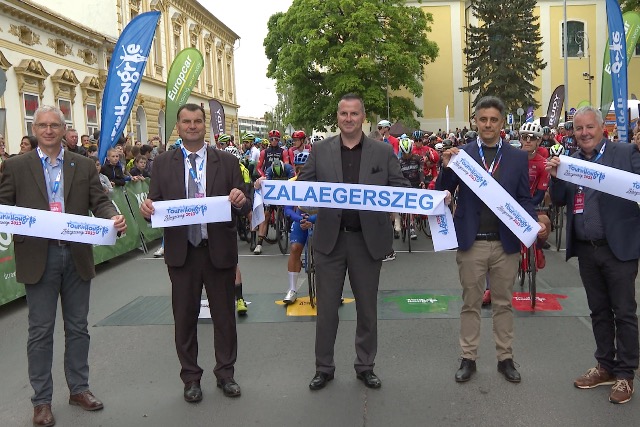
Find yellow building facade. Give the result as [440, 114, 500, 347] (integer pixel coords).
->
[408, 0, 627, 131]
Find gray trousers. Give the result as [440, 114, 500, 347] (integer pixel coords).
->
[314, 230, 382, 375]
[25, 244, 91, 406]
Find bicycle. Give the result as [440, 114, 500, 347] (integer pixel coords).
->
[549, 204, 564, 251]
[517, 243, 537, 308]
[399, 212, 413, 253]
[275, 205, 290, 255]
[415, 214, 431, 239]
[303, 226, 316, 308]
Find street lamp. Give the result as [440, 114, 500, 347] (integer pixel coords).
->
[575, 31, 594, 106]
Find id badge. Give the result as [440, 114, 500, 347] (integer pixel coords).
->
[573, 192, 584, 214]
[195, 192, 205, 198]
[49, 202, 62, 213]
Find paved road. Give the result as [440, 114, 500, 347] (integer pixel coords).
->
[1, 231, 639, 426]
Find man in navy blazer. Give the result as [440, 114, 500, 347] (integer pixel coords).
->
[436, 96, 544, 384]
[547, 106, 639, 404]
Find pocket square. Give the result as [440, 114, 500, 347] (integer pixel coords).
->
[371, 166, 382, 174]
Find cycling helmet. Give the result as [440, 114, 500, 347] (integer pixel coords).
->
[242, 133, 255, 142]
[261, 138, 269, 147]
[412, 130, 425, 140]
[549, 144, 564, 157]
[564, 121, 574, 131]
[268, 129, 281, 138]
[519, 122, 543, 138]
[254, 137, 262, 145]
[434, 142, 444, 151]
[542, 126, 552, 136]
[426, 148, 440, 163]
[224, 145, 241, 159]
[292, 130, 306, 140]
[217, 133, 231, 144]
[465, 131, 478, 141]
[442, 139, 453, 148]
[294, 151, 309, 165]
[377, 120, 391, 128]
[398, 137, 414, 154]
[271, 158, 284, 176]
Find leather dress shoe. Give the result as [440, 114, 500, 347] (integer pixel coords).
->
[309, 372, 334, 390]
[33, 404, 55, 427]
[356, 370, 382, 389]
[183, 381, 203, 403]
[498, 359, 521, 383]
[68, 390, 104, 411]
[455, 358, 476, 382]
[217, 378, 241, 397]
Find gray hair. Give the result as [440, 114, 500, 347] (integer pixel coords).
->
[573, 106, 604, 125]
[33, 105, 65, 125]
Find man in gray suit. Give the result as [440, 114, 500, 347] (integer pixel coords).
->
[297, 93, 409, 390]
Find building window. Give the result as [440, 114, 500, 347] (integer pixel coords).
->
[174, 33, 181, 57]
[24, 93, 39, 136]
[86, 103, 99, 136]
[58, 99, 73, 128]
[561, 21, 585, 58]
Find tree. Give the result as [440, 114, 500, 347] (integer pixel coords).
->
[461, 0, 546, 114]
[264, 0, 439, 130]
[620, 0, 640, 13]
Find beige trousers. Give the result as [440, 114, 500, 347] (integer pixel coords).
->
[456, 241, 520, 361]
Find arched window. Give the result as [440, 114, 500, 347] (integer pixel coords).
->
[158, 110, 165, 146]
[135, 105, 147, 144]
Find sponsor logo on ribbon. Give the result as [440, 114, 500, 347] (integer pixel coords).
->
[455, 157, 488, 188]
[496, 202, 533, 233]
[0, 212, 37, 227]
[63, 221, 111, 237]
[563, 163, 606, 183]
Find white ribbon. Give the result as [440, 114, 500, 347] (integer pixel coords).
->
[555, 154, 640, 202]
[0, 205, 118, 245]
[448, 150, 541, 247]
[255, 180, 458, 251]
[151, 196, 231, 228]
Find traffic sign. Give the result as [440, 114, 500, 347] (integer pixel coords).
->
[516, 108, 525, 116]
[507, 114, 514, 125]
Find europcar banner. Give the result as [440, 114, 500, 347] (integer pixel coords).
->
[209, 99, 225, 138]
[0, 234, 24, 306]
[164, 48, 204, 143]
[600, 11, 640, 116]
[98, 11, 160, 163]
[546, 85, 565, 129]
[606, 0, 629, 142]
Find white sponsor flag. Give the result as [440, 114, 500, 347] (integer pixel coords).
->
[0, 205, 118, 245]
[251, 189, 265, 231]
[427, 208, 458, 251]
[150, 196, 231, 228]
[448, 150, 541, 247]
[556, 154, 640, 202]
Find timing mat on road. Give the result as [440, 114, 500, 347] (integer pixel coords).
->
[95, 288, 592, 326]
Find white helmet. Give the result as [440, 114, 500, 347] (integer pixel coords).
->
[519, 122, 543, 138]
[224, 145, 241, 159]
[398, 137, 414, 154]
[434, 142, 444, 151]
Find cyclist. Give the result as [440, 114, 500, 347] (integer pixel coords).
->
[562, 121, 577, 155]
[216, 133, 231, 150]
[240, 133, 260, 179]
[464, 131, 478, 145]
[378, 120, 399, 156]
[253, 158, 296, 254]
[257, 129, 289, 177]
[540, 126, 554, 149]
[287, 130, 311, 165]
[397, 137, 424, 240]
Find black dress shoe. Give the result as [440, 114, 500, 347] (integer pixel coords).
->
[498, 359, 521, 383]
[309, 372, 334, 390]
[455, 358, 476, 382]
[183, 381, 202, 403]
[356, 370, 382, 389]
[217, 378, 241, 397]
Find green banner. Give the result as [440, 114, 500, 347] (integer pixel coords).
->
[600, 11, 640, 113]
[0, 234, 24, 305]
[165, 47, 204, 143]
[125, 178, 163, 243]
[92, 186, 141, 265]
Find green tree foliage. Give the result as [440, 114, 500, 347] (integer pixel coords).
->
[461, 0, 546, 114]
[264, 0, 439, 130]
[620, 0, 640, 13]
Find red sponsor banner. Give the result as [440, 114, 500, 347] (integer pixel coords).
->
[512, 292, 568, 312]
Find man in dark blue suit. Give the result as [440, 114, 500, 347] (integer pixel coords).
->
[547, 106, 639, 404]
[436, 96, 544, 384]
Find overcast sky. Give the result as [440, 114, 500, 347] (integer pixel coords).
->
[199, 0, 293, 118]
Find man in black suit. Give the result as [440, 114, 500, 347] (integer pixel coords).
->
[548, 106, 639, 404]
[296, 93, 409, 390]
[140, 104, 250, 402]
[437, 96, 545, 384]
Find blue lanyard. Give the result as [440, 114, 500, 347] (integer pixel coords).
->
[36, 147, 62, 198]
[477, 140, 503, 175]
[180, 146, 205, 186]
[589, 142, 607, 163]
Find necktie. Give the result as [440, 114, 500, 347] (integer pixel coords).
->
[187, 153, 202, 247]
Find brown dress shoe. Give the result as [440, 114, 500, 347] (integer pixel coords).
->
[33, 404, 55, 427]
[69, 390, 104, 411]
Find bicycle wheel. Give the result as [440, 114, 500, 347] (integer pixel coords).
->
[528, 246, 537, 308]
[555, 206, 564, 251]
[400, 214, 407, 243]
[421, 215, 432, 239]
[236, 216, 249, 242]
[517, 249, 526, 288]
[276, 207, 289, 254]
[249, 230, 257, 251]
[307, 233, 316, 309]
[407, 216, 412, 253]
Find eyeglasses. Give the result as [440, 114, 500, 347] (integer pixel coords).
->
[34, 123, 63, 130]
[377, 126, 384, 130]
[269, 137, 279, 141]
[519, 134, 540, 142]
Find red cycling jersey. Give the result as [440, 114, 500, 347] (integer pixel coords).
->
[528, 153, 550, 196]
